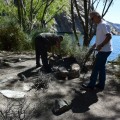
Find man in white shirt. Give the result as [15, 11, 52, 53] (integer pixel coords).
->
[82, 11, 113, 90]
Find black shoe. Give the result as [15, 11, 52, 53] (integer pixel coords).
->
[45, 69, 52, 73]
[81, 84, 94, 90]
[41, 66, 52, 73]
[95, 84, 104, 91]
[36, 64, 42, 68]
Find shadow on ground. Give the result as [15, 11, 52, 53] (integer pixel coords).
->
[71, 90, 98, 113]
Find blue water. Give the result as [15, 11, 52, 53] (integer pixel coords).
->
[90, 35, 120, 61]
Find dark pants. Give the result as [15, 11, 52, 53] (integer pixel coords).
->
[88, 51, 111, 89]
[35, 36, 51, 71]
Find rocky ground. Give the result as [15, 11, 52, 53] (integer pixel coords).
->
[0, 51, 120, 120]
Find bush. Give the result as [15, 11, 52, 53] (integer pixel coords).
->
[61, 34, 87, 54]
[60, 34, 88, 63]
[60, 34, 76, 56]
[0, 26, 31, 51]
[0, 17, 32, 51]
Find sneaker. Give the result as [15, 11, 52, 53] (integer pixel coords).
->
[81, 84, 94, 90]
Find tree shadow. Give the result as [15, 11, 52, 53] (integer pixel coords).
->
[71, 90, 98, 113]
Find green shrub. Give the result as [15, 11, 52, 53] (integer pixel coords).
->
[0, 16, 32, 51]
[74, 46, 89, 63]
[59, 34, 91, 66]
[60, 34, 76, 56]
[0, 17, 32, 51]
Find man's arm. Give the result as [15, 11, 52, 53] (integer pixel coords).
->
[97, 33, 112, 51]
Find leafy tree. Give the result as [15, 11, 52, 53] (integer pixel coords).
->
[0, 0, 17, 18]
[12, 0, 69, 32]
[0, 0, 69, 32]
[0, 0, 114, 48]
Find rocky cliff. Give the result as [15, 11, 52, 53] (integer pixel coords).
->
[54, 12, 84, 34]
[53, 8, 120, 35]
[53, 1, 84, 34]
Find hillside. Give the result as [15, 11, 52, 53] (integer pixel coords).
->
[109, 22, 120, 35]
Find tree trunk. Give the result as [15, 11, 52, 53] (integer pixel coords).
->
[71, 0, 79, 42]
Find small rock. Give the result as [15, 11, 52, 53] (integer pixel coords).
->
[52, 99, 71, 115]
[69, 63, 80, 78]
[16, 58, 22, 62]
[56, 66, 69, 79]
[0, 90, 26, 99]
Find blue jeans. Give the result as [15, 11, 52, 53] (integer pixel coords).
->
[88, 51, 111, 89]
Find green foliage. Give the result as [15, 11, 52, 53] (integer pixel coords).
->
[61, 34, 86, 57]
[60, 34, 88, 64]
[117, 55, 120, 70]
[73, 46, 89, 65]
[60, 34, 74, 56]
[113, 55, 120, 81]
[0, 0, 69, 33]
[0, 17, 31, 51]
[0, 0, 17, 18]
[117, 55, 120, 62]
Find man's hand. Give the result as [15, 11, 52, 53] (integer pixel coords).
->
[97, 44, 103, 51]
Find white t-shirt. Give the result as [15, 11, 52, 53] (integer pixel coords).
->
[96, 20, 113, 52]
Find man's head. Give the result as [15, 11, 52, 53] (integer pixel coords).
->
[90, 11, 102, 24]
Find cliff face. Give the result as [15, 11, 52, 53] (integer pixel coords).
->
[54, 12, 72, 33]
[54, 12, 84, 34]
[108, 22, 120, 35]
[54, 12, 120, 35]
[54, 1, 84, 34]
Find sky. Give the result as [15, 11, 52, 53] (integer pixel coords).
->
[95, 0, 120, 24]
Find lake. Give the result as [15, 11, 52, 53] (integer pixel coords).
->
[90, 35, 120, 61]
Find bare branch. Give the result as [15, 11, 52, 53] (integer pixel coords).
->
[102, 0, 113, 17]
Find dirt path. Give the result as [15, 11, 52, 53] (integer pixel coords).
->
[0, 52, 120, 120]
